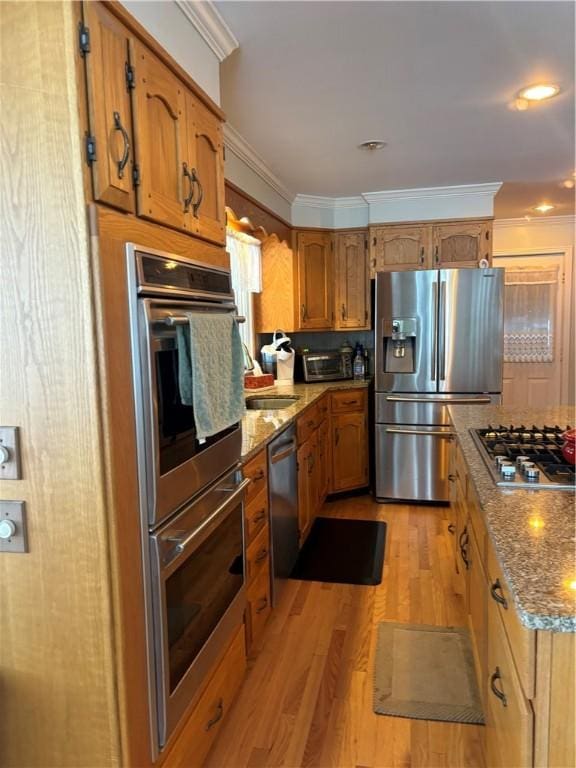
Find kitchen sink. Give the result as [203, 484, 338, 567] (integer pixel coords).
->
[245, 395, 300, 410]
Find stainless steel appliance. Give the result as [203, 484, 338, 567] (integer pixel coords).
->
[267, 424, 299, 604]
[127, 244, 242, 528]
[375, 268, 504, 502]
[471, 425, 575, 490]
[126, 244, 248, 757]
[297, 349, 353, 382]
[150, 468, 249, 747]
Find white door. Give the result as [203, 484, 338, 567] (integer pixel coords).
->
[493, 253, 569, 407]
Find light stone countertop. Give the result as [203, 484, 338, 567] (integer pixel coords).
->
[241, 380, 370, 462]
[449, 404, 576, 633]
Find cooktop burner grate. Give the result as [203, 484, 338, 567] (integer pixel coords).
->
[470, 424, 575, 491]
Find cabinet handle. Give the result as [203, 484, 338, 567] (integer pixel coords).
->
[490, 579, 508, 610]
[250, 469, 265, 482]
[191, 167, 203, 217]
[254, 548, 268, 564]
[458, 527, 469, 569]
[335, 428, 340, 446]
[113, 111, 130, 179]
[205, 698, 224, 730]
[341, 304, 346, 321]
[256, 597, 269, 614]
[448, 473, 457, 483]
[434, 245, 439, 265]
[419, 246, 425, 266]
[182, 162, 194, 212]
[301, 304, 307, 322]
[490, 668, 507, 707]
[447, 523, 455, 534]
[341, 399, 358, 406]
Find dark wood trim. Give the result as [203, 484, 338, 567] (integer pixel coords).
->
[225, 180, 292, 243]
[101, 0, 225, 121]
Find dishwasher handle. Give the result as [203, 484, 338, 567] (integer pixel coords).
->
[270, 439, 297, 464]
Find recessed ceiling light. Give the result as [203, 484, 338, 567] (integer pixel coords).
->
[533, 203, 555, 214]
[359, 140, 386, 151]
[518, 83, 560, 102]
[561, 179, 575, 189]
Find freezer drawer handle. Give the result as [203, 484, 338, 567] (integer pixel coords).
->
[385, 396, 492, 405]
[386, 428, 455, 439]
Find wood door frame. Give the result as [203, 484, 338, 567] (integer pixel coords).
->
[492, 246, 573, 405]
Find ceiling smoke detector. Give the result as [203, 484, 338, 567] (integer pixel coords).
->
[359, 140, 387, 151]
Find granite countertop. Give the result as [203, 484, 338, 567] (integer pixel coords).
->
[241, 380, 370, 462]
[449, 404, 576, 633]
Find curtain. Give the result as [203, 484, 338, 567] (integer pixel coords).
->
[226, 230, 262, 358]
[503, 267, 558, 363]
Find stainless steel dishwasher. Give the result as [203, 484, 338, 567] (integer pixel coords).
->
[267, 423, 299, 605]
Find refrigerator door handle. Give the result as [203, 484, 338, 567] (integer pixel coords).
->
[431, 281, 438, 381]
[439, 279, 447, 381]
[385, 395, 492, 404]
[386, 428, 455, 439]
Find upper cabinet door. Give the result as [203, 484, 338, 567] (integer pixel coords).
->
[296, 231, 333, 329]
[370, 225, 431, 275]
[334, 231, 370, 329]
[83, 2, 135, 212]
[189, 98, 226, 245]
[433, 221, 492, 268]
[130, 39, 190, 232]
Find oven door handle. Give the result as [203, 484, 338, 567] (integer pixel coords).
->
[171, 478, 251, 558]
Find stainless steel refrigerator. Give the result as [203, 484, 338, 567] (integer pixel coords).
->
[374, 267, 504, 502]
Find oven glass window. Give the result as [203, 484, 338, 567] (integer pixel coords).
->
[165, 504, 243, 693]
[155, 345, 236, 476]
[307, 357, 342, 378]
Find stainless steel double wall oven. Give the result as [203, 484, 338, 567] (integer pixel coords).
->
[126, 244, 246, 757]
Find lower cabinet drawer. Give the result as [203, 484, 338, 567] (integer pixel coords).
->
[162, 627, 246, 768]
[487, 544, 535, 699]
[246, 521, 270, 585]
[485, 597, 533, 768]
[244, 487, 268, 545]
[331, 388, 366, 413]
[245, 562, 271, 653]
[243, 449, 267, 505]
[297, 403, 319, 445]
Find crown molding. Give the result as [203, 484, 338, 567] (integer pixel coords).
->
[175, 1, 239, 62]
[224, 124, 294, 203]
[362, 182, 502, 204]
[494, 214, 576, 228]
[293, 194, 366, 210]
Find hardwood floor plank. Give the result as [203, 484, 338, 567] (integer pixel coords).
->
[206, 497, 485, 768]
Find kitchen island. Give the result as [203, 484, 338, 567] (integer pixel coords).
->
[448, 404, 575, 768]
[449, 404, 575, 632]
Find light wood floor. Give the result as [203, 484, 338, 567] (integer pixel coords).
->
[206, 496, 485, 768]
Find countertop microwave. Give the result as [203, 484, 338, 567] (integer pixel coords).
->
[296, 350, 353, 382]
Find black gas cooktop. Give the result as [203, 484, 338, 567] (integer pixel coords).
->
[470, 425, 575, 491]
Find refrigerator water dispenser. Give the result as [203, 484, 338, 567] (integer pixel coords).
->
[383, 318, 417, 373]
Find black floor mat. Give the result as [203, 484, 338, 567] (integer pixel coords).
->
[290, 517, 386, 586]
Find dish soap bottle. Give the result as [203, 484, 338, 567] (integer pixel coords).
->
[353, 343, 365, 380]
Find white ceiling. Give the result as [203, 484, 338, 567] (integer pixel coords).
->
[216, 1, 575, 218]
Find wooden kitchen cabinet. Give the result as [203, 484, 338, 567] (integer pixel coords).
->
[370, 219, 493, 276]
[297, 436, 314, 545]
[370, 224, 430, 276]
[295, 230, 334, 329]
[433, 220, 492, 268]
[190, 98, 226, 244]
[82, 1, 135, 212]
[130, 38, 190, 232]
[334, 231, 370, 329]
[329, 390, 368, 493]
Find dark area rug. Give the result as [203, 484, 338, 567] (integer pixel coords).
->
[290, 517, 386, 586]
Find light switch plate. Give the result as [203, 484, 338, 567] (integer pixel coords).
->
[0, 501, 28, 553]
[0, 427, 22, 480]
